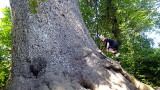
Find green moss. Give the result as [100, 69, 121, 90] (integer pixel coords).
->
[41, 0, 46, 3]
[26, 0, 46, 14]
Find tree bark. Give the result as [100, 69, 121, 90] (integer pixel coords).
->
[6, 0, 152, 90]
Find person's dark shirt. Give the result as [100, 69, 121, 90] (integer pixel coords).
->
[104, 39, 118, 49]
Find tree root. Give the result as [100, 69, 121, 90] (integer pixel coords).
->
[99, 54, 154, 90]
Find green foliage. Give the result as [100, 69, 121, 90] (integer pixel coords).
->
[0, 7, 11, 88]
[79, 0, 160, 87]
[0, 7, 11, 47]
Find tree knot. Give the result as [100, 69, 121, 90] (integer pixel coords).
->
[30, 57, 47, 77]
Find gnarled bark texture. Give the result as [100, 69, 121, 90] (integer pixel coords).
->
[6, 0, 153, 90]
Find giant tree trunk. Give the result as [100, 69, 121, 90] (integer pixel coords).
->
[7, 0, 152, 90]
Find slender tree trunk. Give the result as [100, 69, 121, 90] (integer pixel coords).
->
[6, 0, 149, 90]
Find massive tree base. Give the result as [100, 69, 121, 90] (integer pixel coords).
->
[6, 53, 153, 90]
[7, 0, 154, 90]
